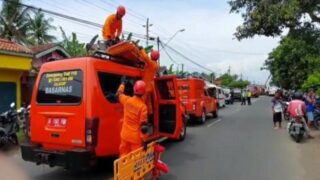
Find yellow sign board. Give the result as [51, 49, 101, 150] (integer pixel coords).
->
[114, 142, 156, 180]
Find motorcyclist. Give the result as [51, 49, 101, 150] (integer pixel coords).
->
[287, 92, 313, 138]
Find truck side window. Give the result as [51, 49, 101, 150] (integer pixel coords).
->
[204, 90, 208, 96]
[97, 72, 138, 103]
[157, 80, 176, 100]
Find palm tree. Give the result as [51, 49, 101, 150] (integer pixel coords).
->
[0, 0, 29, 43]
[60, 27, 85, 57]
[26, 11, 56, 45]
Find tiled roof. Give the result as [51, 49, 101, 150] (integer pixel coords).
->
[29, 43, 57, 54]
[0, 38, 32, 54]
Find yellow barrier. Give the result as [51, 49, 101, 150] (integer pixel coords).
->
[114, 142, 156, 180]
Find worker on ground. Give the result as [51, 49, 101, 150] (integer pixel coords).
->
[247, 90, 252, 105]
[141, 50, 160, 115]
[118, 79, 148, 157]
[102, 6, 126, 47]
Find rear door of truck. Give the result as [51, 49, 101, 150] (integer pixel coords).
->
[31, 68, 86, 149]
[154, 76, 183, 139]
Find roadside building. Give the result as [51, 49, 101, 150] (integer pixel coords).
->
[22, 43, 70, 104]
[0, 39, 33, 112]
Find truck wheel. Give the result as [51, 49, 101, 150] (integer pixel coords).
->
[178, 121, 187, 141]
[212, 110, 218, 118]
[200, 109, 206, 124]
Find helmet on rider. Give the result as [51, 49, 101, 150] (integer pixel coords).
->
[116, 6, 126, 18]
[133, 80, 146, 96]
[150, 50, 160, 61]
[292, 92, 303, 100]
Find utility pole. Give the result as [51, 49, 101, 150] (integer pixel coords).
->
[228, 65, 231, 75]
[143, 18, 152, 46]
[157, 37, 160, 65]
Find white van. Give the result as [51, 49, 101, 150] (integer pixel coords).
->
[205, 81, 226, 108]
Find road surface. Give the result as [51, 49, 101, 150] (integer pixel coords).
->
[4, 96, 320, 180]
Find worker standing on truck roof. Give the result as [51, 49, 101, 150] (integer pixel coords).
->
[141, 50, 160, 115]
[102, 6, 126, 47]
[118, 80, 148, 157]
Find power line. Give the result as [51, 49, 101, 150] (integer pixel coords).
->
[162, 41, 214, 73]
[1, 0, 148, 40]
[159, 41, 179, 64]
[103, 0, 147, 21]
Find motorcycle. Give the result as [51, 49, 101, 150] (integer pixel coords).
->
[287, 116, 305, 143]
[0, 102, 20, 147]
[281, 101, 290, 121]
[17, 104, 30, 140]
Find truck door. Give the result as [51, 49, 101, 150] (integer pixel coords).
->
[154, 76, 182, 139]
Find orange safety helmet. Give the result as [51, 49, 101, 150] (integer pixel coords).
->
[150, 50, 160, 61]
[134, 80, 146, 95]
[117, 6, 126, 17]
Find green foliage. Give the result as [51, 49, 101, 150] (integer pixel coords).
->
[60, 27, 85, 57]
[229, 0, 320, 39]
[302, 71, 320, 93]
[218, 73, 249, 88]
[264, 27, 320, 89]
[166, 64, 175, 75]
[26, 11, 56, 45]
[0, 0, 29, 43]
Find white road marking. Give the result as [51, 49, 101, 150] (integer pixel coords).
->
[207, 118, 222, 127]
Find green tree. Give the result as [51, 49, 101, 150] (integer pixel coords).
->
[229, 0, 320, 39]
[60, 27, 85, 57]
[264, 27, 320, 89]
[0, 0, 29, 43]
[26, 11, 56, 45]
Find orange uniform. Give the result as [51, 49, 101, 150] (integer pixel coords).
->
[141, 50, 159, 114]
[102, 14, 122, 40]
[118, 84, 148, 157]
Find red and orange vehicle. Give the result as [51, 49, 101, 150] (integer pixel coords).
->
[177, 78, 218, 124]
[20, 46, 187, 170]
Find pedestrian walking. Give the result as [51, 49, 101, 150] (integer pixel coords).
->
[241, 89, 247, 105]
[272, 90, 283, 129]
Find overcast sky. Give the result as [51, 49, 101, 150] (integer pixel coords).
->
[23, 0, 280, 84]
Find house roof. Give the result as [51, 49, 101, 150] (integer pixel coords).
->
[29, 43, 70, 58]
[0, 38, 33, 57]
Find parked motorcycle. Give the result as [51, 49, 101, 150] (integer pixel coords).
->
[287, 117, 305, 143]
[0, 102, 19, 147]
[281, 101, 290, 121]
[17, 104, 30, 140]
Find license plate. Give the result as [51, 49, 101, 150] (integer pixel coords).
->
[47, 118, 68, 128]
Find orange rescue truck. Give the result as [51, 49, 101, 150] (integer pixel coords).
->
[178, 78, 218, 124]
[20, 44, 187, 170]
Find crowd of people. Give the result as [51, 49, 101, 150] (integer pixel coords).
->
[271, 88, 320, 138]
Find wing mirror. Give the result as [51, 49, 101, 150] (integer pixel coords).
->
[10, 102, 15, 108]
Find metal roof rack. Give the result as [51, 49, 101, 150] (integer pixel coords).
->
[92, 50, 145, 69]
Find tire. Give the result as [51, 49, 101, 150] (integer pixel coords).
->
[178, 120, 187, 141]
[212, 110, 218, 118]
[199, 109, 206, 124]
[295, 134, 303, 143]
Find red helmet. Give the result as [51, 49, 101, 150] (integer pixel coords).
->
[134, 80, 146, 95]
[117, 6, 126, 17]
[150, 50, 160, 61]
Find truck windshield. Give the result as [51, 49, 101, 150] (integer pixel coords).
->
[36, 70, 83, 104]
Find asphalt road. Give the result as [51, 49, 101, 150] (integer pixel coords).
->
[4, 96, 319, 180]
